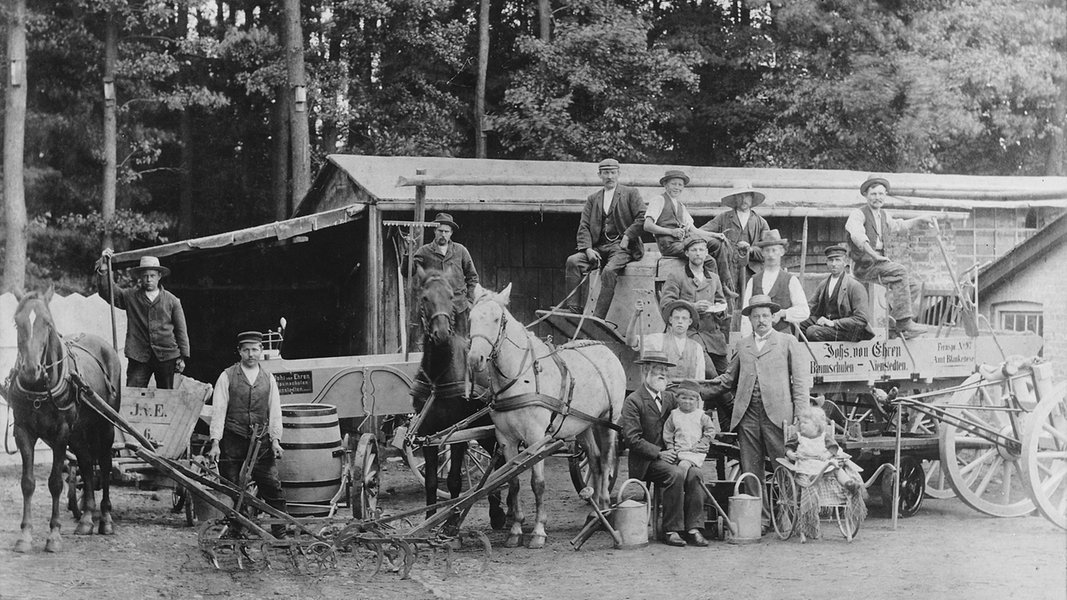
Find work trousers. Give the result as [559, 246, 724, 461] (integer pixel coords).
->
[126, 356, 177, 389]
[736, 382, 786, 496]
[852, 258, 920, 323]
[218, 432, 287, 512]
[564, 240, 631, 318]
[705, 239, 744, 308]
[645, 459, 705, 533]
[804, 324, 867, 342]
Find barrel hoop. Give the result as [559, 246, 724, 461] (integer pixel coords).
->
[281, 477, 343, 489]
[279, 441, 342, 450]
[283, 421, 339, 429]
[282, 405, 337, 417]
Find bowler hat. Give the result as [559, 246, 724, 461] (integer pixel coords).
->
[742, 294, 781, 316]
[598, 158, 620, 171]
[635, 349, 676, 367]
[129, 256, 170, 278]
[720, 183, 766, 209]
[754, 229, 789, 248]
[659, 170, 690, 186]
[672, 380, 701, 399]
[824, 244, 848, 259]
[860, 176, 891, 195]
[662, 299, 700, 330]
[433, 212, 460, 231]
[237, 330, 263, 345]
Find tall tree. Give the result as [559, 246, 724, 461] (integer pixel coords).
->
[102, 12, 117, 248]
[474, 0, 490, 157]
[283, 0, 310, 201]
[2, 0, 28, 292]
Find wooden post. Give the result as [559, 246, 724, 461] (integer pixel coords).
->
[404, 170, 426, 360]
[799, 215, 809, 278]
[366, 203, 382, 353]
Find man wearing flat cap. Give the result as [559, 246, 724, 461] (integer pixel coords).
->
[96, 249, 190, 389]
[739, 230, 810, 337]
[621, 351, 709, 547]
[699, 182, 771, 309]
[207, 330, 288, 535]
[659, 237, 729, 376]
[413, 212, 480, 337]
[800, 244, 872, 342]
[644, 169, 720, 258]
[563, 158, 646, 317]
[845, 176, 935, 339]
[710, 295, 810, 500]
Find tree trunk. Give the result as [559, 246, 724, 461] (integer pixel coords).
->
[474, 0, 490, 158]
[102, 14, 117, 248]
[1047, 76, 1067, 176]
[2, 0, 27, 292]
[179, 109, 194, 238]
[284, 0, 311, 204]
[538, 0, 550, 42]
[272, 85, 290, 220]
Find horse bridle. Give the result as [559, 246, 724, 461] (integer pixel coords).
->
[419, 275, 456, 338]
[469, 300, 535, 395]
[10, 314, 75, 411]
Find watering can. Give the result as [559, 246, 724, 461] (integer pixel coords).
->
[613, 478, 651, 549]
[727, 472, 763, 544]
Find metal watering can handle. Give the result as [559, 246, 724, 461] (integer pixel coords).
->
[616, 478, 652, 520]
[734, 472, 763, 500]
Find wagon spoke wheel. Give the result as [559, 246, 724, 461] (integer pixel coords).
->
[939, 373, 1034, 517]
[567, 443, 621, 494]
[881, 457, 925, 518]
[404, 440, 494, 499]
[770, 466, 798, 540]
[904, 391, 955, 499]
[1022, 383, 1067, 530]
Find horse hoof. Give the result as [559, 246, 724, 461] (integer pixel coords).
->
[503, 534, 522, 548]
[74, 523, 94, 536]
[490, 507, 507, 531]
[99, 523, 114, 536]
[13, 539, 32, 553]
[526, 534, 546, 549]
[45, 539, 61, 553]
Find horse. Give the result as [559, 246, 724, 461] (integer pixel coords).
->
[411, 268, 506, 531]
[468, 283, 626, 548]
[6, 288, 122, 552]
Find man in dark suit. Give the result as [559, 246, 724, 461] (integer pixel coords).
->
[712, 295, 811, 497]
[564, 158, 646, 318]
[800, 244, 872, 342]
[620, 351, 708, 547]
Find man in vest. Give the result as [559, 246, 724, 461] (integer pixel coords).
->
[414, 213, 480, 338]
[643, 170, 720, 257]
[563, 158, 647, 317]
[845, 176, 933, 338]
[739, 230, 810, 336]
[207, 331, 287, 535]
[699, 182, 771, 309]
[659, 237, 730, 376]
[800, 244, 872, 342]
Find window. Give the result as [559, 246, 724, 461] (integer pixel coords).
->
[1000, 311, 1043, 336]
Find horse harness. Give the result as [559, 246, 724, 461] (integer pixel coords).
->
[5, 334, 115, 413]
[471, 304, 620, 433]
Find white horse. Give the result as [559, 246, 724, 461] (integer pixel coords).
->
[468, 284, 626, 548]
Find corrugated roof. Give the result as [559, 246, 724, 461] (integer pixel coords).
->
[296, 154, 1067, 218]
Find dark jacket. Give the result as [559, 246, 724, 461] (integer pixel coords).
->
[576, 185, 646, 261]
[413, 241, 479, 313]
[660, 264, 729, 356]
[96, 275, 189, 362]
[620, 386, 677, 481]
[699, 209, 769, 276]
[800, 272, 873, 340]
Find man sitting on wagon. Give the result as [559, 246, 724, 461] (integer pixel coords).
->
[643, 170, 720, 258]
[799, 244, 873, 342]
[659, 237, 730, 376]
[698, 182, 771, 310]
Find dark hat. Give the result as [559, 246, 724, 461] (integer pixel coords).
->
[433, 212, 459, 231]
[672, 380, 701, 399]
[659, 169, 690, 186]
[824, 244, 848, 259]
[237, 330, 263, 345]
[635, 349, 676, 367]
[683, 237, 709, 251]
[663, 299, 700, 329]
[598, 158, 620, 171]
[754, 229, 789, 248]
[742, 294, 781, 316]
[720, 183, 766, 209]
[860, 176, 891, 195]
[129, 256, 170, 278]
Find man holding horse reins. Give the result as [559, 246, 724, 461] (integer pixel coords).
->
[96, 250, 190, 389]
[413, 213, 479, 338]
[206, 331, 287, 536]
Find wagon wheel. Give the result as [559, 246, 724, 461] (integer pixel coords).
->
[404, 440, 494, 499]
[880, 456, 924, 518]
[939, 373, 1034, 517]
[348, 433, 381, 519]
[834, 505, 860, 542]
[1021, 383, 1067, 530]
[567, 443, 621, 494]
[770, 466, 798, 540]
[900, 390, 956, 499]
[171, 486, 196, 526]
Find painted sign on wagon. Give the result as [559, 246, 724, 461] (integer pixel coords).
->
[808, 337, 976, 382]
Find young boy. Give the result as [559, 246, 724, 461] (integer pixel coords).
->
[663, 380, 718, 472]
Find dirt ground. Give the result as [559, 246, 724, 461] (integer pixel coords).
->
[0, 448, 1064, 600]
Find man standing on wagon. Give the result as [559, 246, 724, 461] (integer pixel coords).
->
[739, 230, 809, 336]
[414, 213, 480, 338]
[563, 158, 647, 317]
[95, 249, 189, 389]
[206, 330, 288, 536]
[846, 176, 934, 339]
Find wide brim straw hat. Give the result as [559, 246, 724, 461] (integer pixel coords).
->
[720, 184, 766, 209]
[129, 256, 170, 278]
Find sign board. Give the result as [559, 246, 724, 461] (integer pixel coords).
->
[806, 337, 976, 383]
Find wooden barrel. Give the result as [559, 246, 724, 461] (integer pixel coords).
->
[278, 404, 343, 517]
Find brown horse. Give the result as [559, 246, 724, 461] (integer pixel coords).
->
[6, 288, 121, 552]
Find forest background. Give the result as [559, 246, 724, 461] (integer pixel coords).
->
[0, 0, 1064, 293]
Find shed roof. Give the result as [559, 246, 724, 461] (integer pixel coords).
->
[296, 155, 1067, 218]
[979, 211, 1067, 297]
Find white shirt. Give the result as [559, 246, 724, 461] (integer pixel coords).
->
[740, 268, 811, 336]
[210, 364, 283, 443]
[602, 186, 616, 215]
[826, 275, 841, 300]
[144, 289, 160, 302]
[754, 332, 772, 352]
[736, 209, 751, 229]
[845, 207, 904, 251]
[644, 194, 694, 228]
[645, 386, 663, 414]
